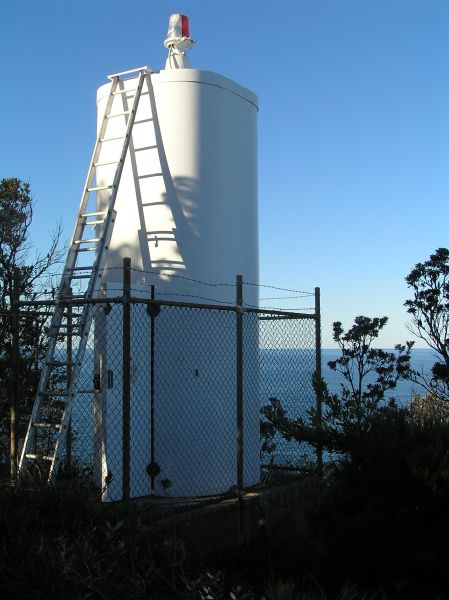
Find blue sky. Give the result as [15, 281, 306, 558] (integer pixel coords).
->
[1, 0, 448, 347]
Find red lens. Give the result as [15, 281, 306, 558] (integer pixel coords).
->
[181, 15, 190, 37]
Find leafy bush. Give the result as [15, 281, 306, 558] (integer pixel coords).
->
[262, 315, 449, 597]
[308, 408, 449, 599]
[262, 316, 414, 461]
[0, 475, 189, 599]
[405, 248, 449, 402]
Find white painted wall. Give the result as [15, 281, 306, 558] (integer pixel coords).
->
[93, 68, 259, 499]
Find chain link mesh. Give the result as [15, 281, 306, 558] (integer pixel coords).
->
[9, 298, 319, 499]
[259, 315, 318, 470]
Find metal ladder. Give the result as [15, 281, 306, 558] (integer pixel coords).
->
[19, 66, 153, 481]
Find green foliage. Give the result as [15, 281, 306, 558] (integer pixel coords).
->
[263, 311, 449, 597]
[314, 317, 413, 452]
[160, 477, 173, 495]
[261, 248, 449, 596]
[183, 570, 257, 599]
[262, 316, 414, 458]
[0, 476, 188, 599]
[310, 409, 449, 598]
[0, 178, 62, 304]
[0, 476, 381, 600]
[328, 317, 413, 405]
[409, 392, 449, 426]
[0, 178, 32, 283]
[405, 247, 449, 401]
[0, 178, 63, 470]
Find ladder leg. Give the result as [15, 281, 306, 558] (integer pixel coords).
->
[19, 68, 152, 481]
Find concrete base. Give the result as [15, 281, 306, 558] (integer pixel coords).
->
[141, 477, 322, 562]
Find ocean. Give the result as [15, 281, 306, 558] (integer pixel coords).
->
[260, 347, 434, 416]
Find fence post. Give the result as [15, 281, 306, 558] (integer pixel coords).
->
[65, 286, 73, 473]
[150, 284, 155, 493]
[10, 268, 21, 481]
[315, 287, 323, 475]
[236, 275, 244, 496]
[122, 258, 131, 502]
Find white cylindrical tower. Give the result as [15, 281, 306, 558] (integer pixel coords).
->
[93, 15, 259, 500]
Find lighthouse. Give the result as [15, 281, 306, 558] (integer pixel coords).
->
[93, 15, 259, 500]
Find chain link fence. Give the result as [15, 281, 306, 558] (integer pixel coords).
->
[259, 315, 319, 470]
[5, 282, 321, 501]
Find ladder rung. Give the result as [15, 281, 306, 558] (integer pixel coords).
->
[87, 185, 113, 192]
[59, 293, 84, 298]
[112, 88, 138, 95]
[53, 331, 81, 337]
[33, 422, 62, 430]
[71, 274, 92, 279]
[26, 454, 53, 461]
[76, 247, 98, 252]
[93, 160, 120, 167]
[80, 212, 106, 218]
[61, 314, 83, 319]
[66, 266, 94, 272]
[86, 220, 105, 226]
[78, 389, 100, 394]
[134, 118, 154, 125]
[74, 238, 100, 244]
[47, 361, 76, 367]
[99, 135, 125, 142]
[106, 111, 130, 118]
[134, 145, 158, 152]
